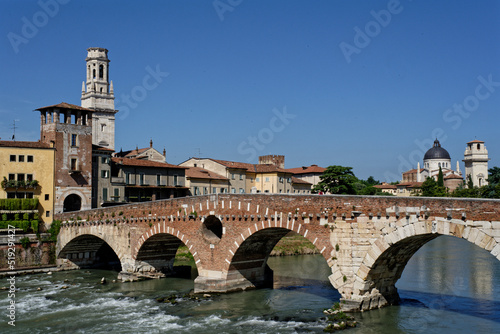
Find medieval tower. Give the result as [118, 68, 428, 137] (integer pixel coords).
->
[81, 47, 117, 150]
[463, 140, 490, 187]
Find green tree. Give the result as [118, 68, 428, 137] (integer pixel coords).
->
[467, 174, 474, 189]
[420, 177, 447, 197]
[313, 165, 358, 195]
[437, 167, 444, 187]
[487, 167, 500, 185]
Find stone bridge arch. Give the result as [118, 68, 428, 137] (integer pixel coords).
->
[350, 218, 500, 311]
[57, 225, 124, 271]
[129, 225, 204, 281]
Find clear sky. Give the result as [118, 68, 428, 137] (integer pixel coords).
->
[1, 0, 499, 182]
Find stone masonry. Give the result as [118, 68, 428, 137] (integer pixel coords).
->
[55, 194, 500, 311]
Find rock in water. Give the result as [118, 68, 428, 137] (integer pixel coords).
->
[101, 277, 107, 284]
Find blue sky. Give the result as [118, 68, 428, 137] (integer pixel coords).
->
[1, 0, 499, 182]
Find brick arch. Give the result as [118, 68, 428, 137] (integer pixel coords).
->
[59, 189, 90, 210]
[57, 232, 122, 270]
[133, 225, 203, 273]
[353, 218, 500, 308]
[220, 215, 342, 289]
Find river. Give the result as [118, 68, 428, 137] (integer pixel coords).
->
[1, 235, 499, 333]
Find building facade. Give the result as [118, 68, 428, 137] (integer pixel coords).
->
[37, 102, 94, 213]
[184, 167, 229, 195]
[0, 141, 55, 225]
[286, 164, 326, 189]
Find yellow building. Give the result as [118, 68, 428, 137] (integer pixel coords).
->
[0, 141, 55, 226]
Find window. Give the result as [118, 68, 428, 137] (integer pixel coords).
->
[101, 157, 108, 164]
[265, 177, 270, 182]
[18, 155, 25, 162]
[45, 194, 49, 201]
[220, 188, 225, 193]
[113, 188, 120, 201]
[71, 134, 78, 147]
[279, 189, 282, 193]
[140, 173, 145, 185]
[279, 177, 283, 183]
[26, 174, 33, 182]
[8, 174, 15, 180]
[7, 193, 15, 199]
[255, 177, 260, 182]
[101, 124, 106, 132]
[204, 187, 208, 194]
[17, 174, 25, 181]
[125, 172, 131, 184]
[231, 188, 236, 194]
[231, 173, 235, 180]
[27, 155, 33, 163]
[250, 178, 254, 183]
[10, 155, 16, 162]
[173, 175, 178, 186]
[213, 188, 217, 194]
[99, 64, 104, 79]
[103, 188, 108, 201]
[239, 188, 244, 193]
[46, 211, 50, 218]
[25, 192, 33, 198]
[194, 187, 200, 195]
[156, 174, 161, 186]
[101, 170, 109, 178]
[240, 174, 243, 180]
[71, 158, 78, 171]
[287, 177, 292, 183]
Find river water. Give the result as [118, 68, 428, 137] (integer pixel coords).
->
[2, 235, 500, 333]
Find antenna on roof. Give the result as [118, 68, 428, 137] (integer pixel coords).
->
[11, 120, 19, 141]
[195, 148, 202, 158]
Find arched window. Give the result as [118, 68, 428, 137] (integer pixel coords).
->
[99, 65, 103, 79]
[100, 88, 103, 93]
[438, 162, 441, 167]
[93, 69, 96, 79]
[477, 143, 481, 150]
[87, 65, 90, 79]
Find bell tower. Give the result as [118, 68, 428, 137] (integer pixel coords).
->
[463, 140, 490, 187]
[81, 47, 117, 150]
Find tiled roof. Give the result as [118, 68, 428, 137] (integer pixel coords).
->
[36, 102, 93, 112]
[467, 139, 484, 144]
[397, 182, 423, 188]
[291, 176, 311, 185]
[444, 174, 463, 179]
[210, 159, 253, 170]
[287, 165, 326, 175]
[209, 158, 290, 173]
[115, 147, 150, 158]
[112, 157, 186, 169]
[185, 167, 228, 180]
[402, 169, 423, 174]
[373, 184, 397, 189]
[0, 140, 52, 149]
[92, 144, 114, 152]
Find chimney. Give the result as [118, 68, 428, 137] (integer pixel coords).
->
[150, 139, 153, 148]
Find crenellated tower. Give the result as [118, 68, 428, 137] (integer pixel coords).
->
[81, 47, 117, 150]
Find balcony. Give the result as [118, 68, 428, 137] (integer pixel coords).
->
[1, 178, 39, 190]
[111, 176, 124, 184]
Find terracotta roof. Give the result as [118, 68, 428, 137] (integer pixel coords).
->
[115, 147, 151, 158]
[467, 139, 484, 144]
[36, 102, 93, 112]
[185, 167, 228, 180]
[0, 140, 52, 149]
[287, 165, 326, 175]
[112, 157, 186, 169]
[291, 176, 312, 185]
[373, 184, 397, 189]
[397, 182, 423, 188]
[402, 169, 423, 175]
[92, 144, 114, 152]
[209, 159, 290, 173]
[210, 159, 253, 170]
[444, 174, 463, 180]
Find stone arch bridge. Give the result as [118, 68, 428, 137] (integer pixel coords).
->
[55, 194, 500, 311]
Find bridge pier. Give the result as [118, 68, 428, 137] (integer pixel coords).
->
[194, 265, 274, 293]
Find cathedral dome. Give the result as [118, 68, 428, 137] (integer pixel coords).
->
[424, 139, 450, 160]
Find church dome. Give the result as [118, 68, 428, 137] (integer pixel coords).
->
[424, 139, 450, 160]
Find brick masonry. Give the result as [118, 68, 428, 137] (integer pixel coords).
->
[55, 194, 500, 311]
